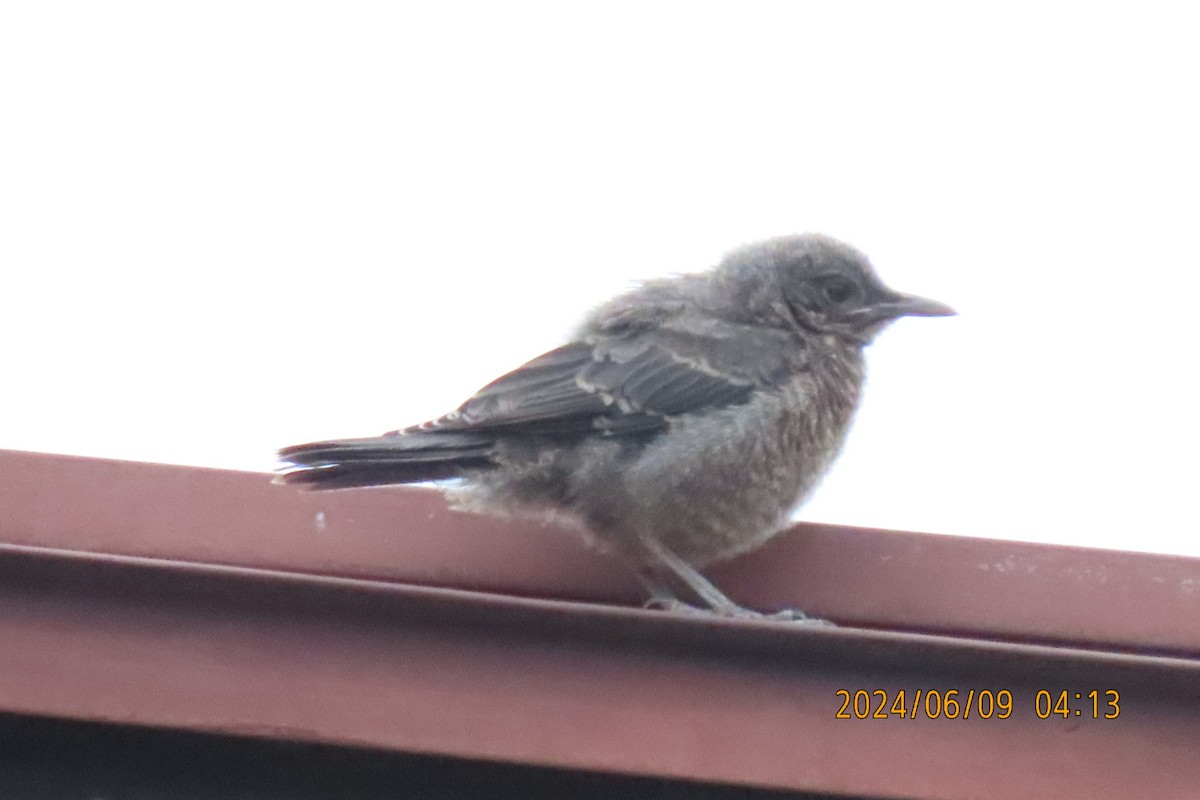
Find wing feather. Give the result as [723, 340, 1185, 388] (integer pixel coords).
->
[410, 321, 803, 438]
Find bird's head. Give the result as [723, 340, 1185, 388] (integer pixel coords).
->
[715, 234, 955, 344]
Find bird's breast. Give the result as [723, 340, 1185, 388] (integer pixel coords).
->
[605, 345, 865, 566]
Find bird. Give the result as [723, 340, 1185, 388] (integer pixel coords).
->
[277, 234, 954, 620]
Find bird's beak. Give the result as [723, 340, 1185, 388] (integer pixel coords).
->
[876, 291, 957, 319]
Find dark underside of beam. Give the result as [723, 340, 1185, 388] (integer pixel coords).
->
[0, 713, 830, 800]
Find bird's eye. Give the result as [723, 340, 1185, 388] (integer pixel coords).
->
[821, 277, 857, 305]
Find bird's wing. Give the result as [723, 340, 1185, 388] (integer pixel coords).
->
[409, 322, 802, 438]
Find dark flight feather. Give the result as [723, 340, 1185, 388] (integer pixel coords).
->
[277, 321, 798, 487]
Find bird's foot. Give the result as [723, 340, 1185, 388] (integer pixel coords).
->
[716, 604, 835, 626]
[642, 596, 710, 615]
[642, 597, 834, 626]
[756, 608, 836, 626]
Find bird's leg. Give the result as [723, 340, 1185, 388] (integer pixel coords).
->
[636, 570, 707, 614]
[639, 539, 747, 616]
[638, 538, 833, 625]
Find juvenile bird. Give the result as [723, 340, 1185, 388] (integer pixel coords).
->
[278, 234, 954, 619]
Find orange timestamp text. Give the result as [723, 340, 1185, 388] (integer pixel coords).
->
[835, 689, 1121, 720]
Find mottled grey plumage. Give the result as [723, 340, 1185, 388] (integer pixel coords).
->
[278, 234, 954, 619]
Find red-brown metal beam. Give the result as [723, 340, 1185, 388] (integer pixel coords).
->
[1, 541, 1198, 798]
[2, 449, 1200, 798]
[3, 449, 1198, 654]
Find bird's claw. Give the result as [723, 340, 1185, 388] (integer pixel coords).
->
[642, 596, 709, 615]
[759, 608, 836, 626]
[642, 597, 835, 626]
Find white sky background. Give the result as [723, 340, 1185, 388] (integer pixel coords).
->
[2, 3, 1198, 556]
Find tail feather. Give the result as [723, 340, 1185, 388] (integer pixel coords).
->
[276, 431, 495, 490]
